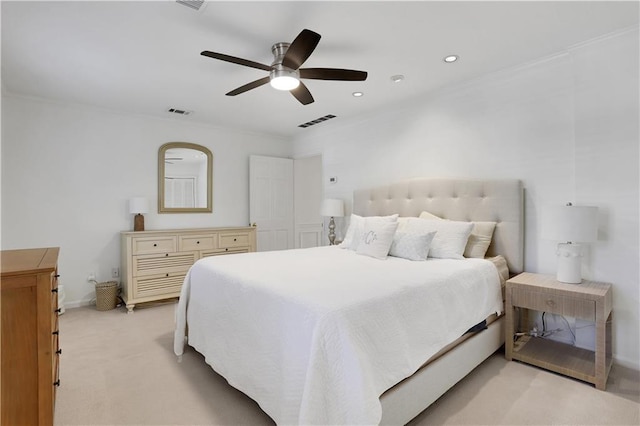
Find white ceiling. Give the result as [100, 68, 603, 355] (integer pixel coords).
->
[2, 1, 638, 139]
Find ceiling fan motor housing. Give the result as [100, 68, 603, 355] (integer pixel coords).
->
[270, 42, 300, 90]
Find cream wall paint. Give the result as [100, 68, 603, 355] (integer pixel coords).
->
[293, 29, 639, 369]
[1, 95, 292, 306]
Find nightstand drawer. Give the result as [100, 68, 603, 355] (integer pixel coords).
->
[510, 288, 595, 321]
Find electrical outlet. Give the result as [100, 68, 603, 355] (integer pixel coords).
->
[87, 272, 96, 283]
[112, 267, 120, 278]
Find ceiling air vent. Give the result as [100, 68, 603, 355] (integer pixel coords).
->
[167, 108, 193, 116]
[176, 0, 205, 11]
[298, 114, 336, 128]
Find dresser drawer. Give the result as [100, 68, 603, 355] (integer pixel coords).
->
[133, 252, 197, 277]
[201, 247, 250, 258]
[132, 236, 177, 255]
[510, 288, 595, 321]
[133, 273, 186, 298]
[179, 234, 216, 252]
[219, 233, 250, 248]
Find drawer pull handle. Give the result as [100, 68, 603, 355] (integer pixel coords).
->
[56, 348, 62, 355]
[55, 308, 62, 314]
[153, 243, 158, 247]
[197, 241, 200, 244]
[166, 273, 169, 277]
[233, 238, 237, 241]
[52, 288, 58, 294]
[52, 330, 59, 336]
[546, 299, 556, 307]
[165, 253, 169, 257]
[225, 248, 229, 252]
[54, 274, 61, 278]
[53, 380, 61, 387]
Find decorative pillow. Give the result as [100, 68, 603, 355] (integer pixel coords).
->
[419, 211, 441, 220]
[339, 214, 364, 249]
[355, 219, 399, 259]
[340, 214, 398, 250]
[414, 219, 474, 259]
[419, 211, 496, 259]
[464, 222, 497, 258]
[389, 230, 436, 261]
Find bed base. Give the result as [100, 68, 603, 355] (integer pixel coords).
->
[380, 316, 505, 424]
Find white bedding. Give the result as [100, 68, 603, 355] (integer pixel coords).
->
[174, 246, 503, 425]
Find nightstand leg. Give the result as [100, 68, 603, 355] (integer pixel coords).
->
[594, 310, 612, 391]
[505, 287, 513, 361]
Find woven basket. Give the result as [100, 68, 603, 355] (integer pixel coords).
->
[95, 281, 119, 311]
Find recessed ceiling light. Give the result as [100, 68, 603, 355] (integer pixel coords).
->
[390, 75, 405, 83]
[444, 55, 459, 63]
[352, 92, 364, 97]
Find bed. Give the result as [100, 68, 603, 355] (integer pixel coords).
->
[174, 178, 524, 425]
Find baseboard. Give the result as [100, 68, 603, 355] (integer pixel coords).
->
[63, 299, 94, 309]
[613, 356, 640, 372]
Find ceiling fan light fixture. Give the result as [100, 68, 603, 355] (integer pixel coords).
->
[270, 66, 300, 91]
[270, 75, 300, 91]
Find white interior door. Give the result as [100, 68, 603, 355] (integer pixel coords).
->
[250, 155, 294, 252]
[294, 155, 323, 248]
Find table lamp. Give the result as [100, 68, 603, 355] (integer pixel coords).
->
[129, 197, 149, 232]
[320, 199, 345, 245]
[543, 203, 598, 284]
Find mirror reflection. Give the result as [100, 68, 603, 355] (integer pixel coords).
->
[158, 142, 213, 213]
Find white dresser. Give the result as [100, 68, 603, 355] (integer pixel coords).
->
[120, 226, 256, 312]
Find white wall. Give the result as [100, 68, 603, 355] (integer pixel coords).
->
[293, 28, 639, 369]
[1, 95, 292, 306]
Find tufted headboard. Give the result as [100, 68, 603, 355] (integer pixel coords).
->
[353, 178, 524, 273]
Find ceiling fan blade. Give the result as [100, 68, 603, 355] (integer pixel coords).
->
[201, 51, 272, 72]
[300, 68, 368, 81]
[226, 76, 271, 96]
[282, 29, 321, 70]
[290, 82, 314, 105]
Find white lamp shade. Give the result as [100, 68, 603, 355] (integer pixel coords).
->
[129, 197, 149, 214]
[542, 205, 598, 242]
[320, 199, 344, 217]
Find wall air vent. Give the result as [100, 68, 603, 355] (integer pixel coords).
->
[298, 114, 336, 128]
[167, 108, 193, 116]
[176, 0, 205, 11]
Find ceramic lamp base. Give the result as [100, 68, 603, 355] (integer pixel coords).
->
[134, 214, 145, 232]
[556, 242, 583, 284]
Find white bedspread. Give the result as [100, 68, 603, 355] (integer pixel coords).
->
[174, 246, 502, 425]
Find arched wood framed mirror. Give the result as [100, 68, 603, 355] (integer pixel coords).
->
[158, 142, 213, 213]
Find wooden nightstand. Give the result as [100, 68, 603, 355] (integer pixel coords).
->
[505, 272, 613, 390]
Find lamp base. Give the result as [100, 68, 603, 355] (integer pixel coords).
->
[556, 242, 583, 284]
[134, 214, 145, 232]
[328, 216, 336, 245]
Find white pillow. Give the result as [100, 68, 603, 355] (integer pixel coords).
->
[389, 230, 436, 261]
[419, 211, 441, 220]
[355, 219, 399, 259]
[415, 219, 474, 259]
[340, 214, 398, 250]
[419, 211, 496, 259]
[464, 222, 497, 258]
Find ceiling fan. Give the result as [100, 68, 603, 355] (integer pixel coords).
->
[201, 29, 368, 105]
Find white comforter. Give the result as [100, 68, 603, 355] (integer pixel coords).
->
[174, 246, 502, 425]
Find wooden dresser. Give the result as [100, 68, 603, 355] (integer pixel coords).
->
[121, 226, 256, 312]
[1, 247, 61, 425]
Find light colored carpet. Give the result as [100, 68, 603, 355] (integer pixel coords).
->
[55, 303, 640, 425]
